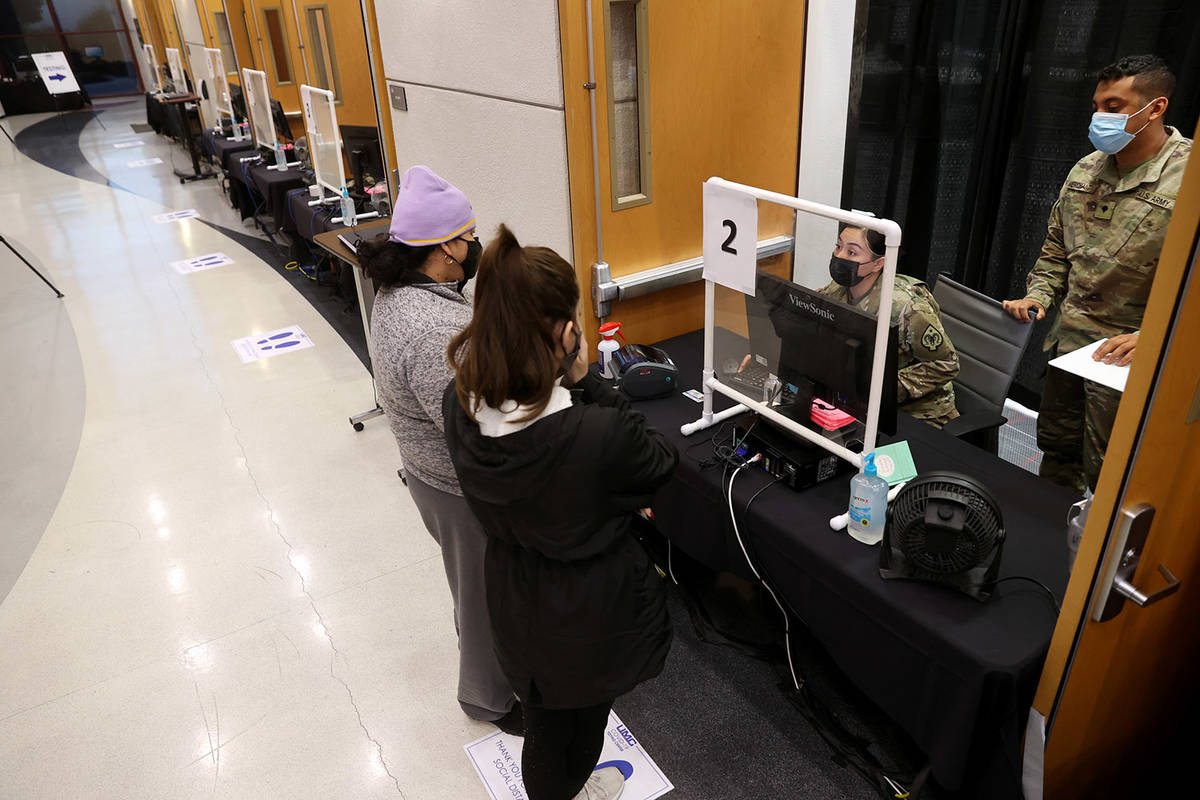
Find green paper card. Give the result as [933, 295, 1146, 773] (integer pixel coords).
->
[873, 441, 917, 486]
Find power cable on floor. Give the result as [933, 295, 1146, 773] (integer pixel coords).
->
[710, 432, 925, 800]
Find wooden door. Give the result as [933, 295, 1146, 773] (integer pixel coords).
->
[245, 0, 302, 111]
[559, 0, 806, 344]
[222, 0, 260, 76]
[1032, 126, 1200, 797]
[133, 0, 168, 63]
[295, 0, 378, 128]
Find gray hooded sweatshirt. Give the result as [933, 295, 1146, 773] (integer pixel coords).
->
[371, 280, 472, 495]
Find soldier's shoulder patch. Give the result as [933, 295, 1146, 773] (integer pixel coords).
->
[1066, 180, 1096, 192]
[920, 325, 944, 352]
[1134, 188, 1174, 210]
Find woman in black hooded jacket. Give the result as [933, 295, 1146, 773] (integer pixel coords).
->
[442, 225, 678, 800]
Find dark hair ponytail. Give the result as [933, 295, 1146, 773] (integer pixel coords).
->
[357, 237, 437, 287]
[448, 224, 580, 422]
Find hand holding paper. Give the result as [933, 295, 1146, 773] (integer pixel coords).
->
[1092, 332, 1138, 367]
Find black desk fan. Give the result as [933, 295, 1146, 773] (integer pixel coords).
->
[879, 471, 1005, 601]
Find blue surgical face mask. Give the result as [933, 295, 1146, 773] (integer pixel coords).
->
[1088, 99, 1155, 154]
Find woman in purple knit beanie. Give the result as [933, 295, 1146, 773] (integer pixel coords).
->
[358, 165, 523, 736]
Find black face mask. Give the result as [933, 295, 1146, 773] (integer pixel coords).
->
[446, 238, 482, 283]
[560, 326, 582, 378]
[460, 239, 482, 280]
[829, 255, 869, 287]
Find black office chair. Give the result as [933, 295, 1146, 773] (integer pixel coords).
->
[932, 273, 1035, 452]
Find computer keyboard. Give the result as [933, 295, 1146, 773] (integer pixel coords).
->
[721, 360, 772, 395]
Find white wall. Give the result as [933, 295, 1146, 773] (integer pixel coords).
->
[171, 0, 207, 49]
[794, 0, 856, 288]
[373, 0, 573, 261]
[374, 0, 564, 108]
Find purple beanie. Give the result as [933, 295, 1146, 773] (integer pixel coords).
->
[388, 165, 476, 246]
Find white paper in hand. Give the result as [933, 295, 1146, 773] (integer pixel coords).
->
[1048, 339, 1129, 393]
[702, 180, 758, 296]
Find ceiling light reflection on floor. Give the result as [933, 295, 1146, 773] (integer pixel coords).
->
[167, 565, 185, 594]
[148, 496, 167, 523]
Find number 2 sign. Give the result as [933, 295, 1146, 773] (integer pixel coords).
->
[702, 180, 759, 296]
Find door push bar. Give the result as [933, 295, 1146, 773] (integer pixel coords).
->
[590, 235, 794, 319]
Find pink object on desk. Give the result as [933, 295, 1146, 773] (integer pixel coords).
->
[810, 399, 856, 431]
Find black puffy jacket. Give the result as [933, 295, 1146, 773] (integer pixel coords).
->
[442, 372, 679, 709]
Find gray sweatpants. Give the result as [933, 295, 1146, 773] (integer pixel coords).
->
[406, 472, 515, 720]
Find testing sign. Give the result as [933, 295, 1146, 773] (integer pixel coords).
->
[32, 52, 81, 95]
[465, 711, 672, 800]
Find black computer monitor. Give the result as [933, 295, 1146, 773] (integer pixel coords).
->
[269, 98, 293, 141]
[228, 82, 246, 122]
[339, 124, 383, 193]
[747, 271, 899, 435]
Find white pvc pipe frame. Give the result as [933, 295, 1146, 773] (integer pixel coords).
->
[143, 44, 162, 93]
[242, 67, 301, 171]
[165, 48, 185, 90]
[300, 84, 345, 199]
[240, 67, 277, 150]
[299, 83, 379, 225]
[680, 177, 902, 472]
[205, 48, 233, 132]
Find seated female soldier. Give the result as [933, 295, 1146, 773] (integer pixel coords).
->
[819, 223, 960, 428]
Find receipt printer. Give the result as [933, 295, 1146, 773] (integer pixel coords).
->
[613, 344, 678, 399]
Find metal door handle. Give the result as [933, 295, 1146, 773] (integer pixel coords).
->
[1113, 564, 1180, 607]
[1091, 503, 1184, 622]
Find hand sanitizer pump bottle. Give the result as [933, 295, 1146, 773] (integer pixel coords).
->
[340, 189, 357, 227]
[598, 321, 622, 379]
[848, 453, 890, 545]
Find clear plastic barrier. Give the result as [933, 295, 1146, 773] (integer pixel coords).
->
[205, 47, 230, 117]
[241, 68, 277, 150]
[712, 261, 890, 456]
[187, 43, 213, 127]
[300, 84, 344, 194]
[165, 47, 184, 89]
[143, 44, 161, 91]
[690, 177, 903, 467]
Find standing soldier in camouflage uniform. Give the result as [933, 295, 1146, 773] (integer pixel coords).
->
[820, 223, 960, 428]
[1004, 55, 1192, 492]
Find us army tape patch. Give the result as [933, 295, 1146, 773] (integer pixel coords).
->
[1134, 188, 1174, 210]
[921, 325, 944, 352]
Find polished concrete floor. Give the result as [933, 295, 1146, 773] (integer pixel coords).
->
[0, 103, 490, 798]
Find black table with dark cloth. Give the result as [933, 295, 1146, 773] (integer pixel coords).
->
[145, 92, 166, 133]
[198, 132, 260, 220]
[0, 81, 87, 115]
[284, 187, 338, 240]
[202, 130, 257, 174]
[638, 329, 1076, 796]
[224, 151, 268, 221]
[246, 162, 307, 233]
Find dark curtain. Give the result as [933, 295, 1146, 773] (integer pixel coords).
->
[844, 0, 1200, 402]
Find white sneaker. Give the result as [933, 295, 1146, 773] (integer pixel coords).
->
[572, 766, 625, 800]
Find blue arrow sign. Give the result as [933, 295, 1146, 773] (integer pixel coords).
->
[48, 73, 67, 81]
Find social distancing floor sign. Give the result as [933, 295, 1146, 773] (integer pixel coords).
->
[171, 252, 233, 274]
[464, 711, 672, 800]
[231, 325, 314, 363]
[152, 209, 199, 224]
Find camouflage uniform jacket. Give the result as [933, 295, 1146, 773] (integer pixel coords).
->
[820, 274, 959, 427]
[1025, 127, 1192, 354]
